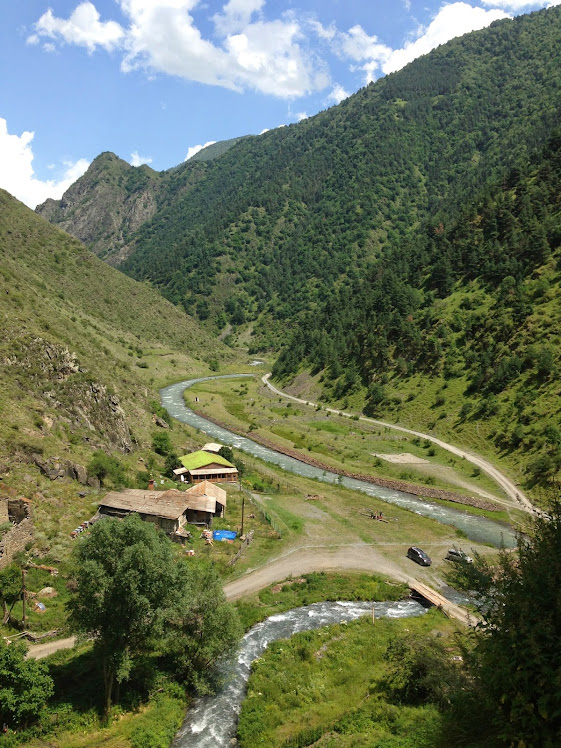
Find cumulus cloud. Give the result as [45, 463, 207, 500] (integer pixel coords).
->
[130, 151, 153, 166]
[326, 84, 350, 105]
[30, 0, 328, 98]
[29, 1, 124, 53]
[336, 2, 509, 83]
[0, 118, 89, 209]
[185, 140, 217, 160]
[213, 0, 265, 34]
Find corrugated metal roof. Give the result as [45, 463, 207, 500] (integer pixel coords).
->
[185, 495, 216, 513]
[202, 442, 223, 453]
[99, 483, 227, 520]
[186, 480, 227, 506]
[179, 450, 235, 470]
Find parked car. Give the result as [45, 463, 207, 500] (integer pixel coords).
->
[406, 546, 432, 566]
[445, 547, 473, 564]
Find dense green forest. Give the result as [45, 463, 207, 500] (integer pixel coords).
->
[111, 7, 561, 340]
[274, 129, 561, 488]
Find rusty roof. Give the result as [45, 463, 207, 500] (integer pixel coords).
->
[99, 489, 191, 520]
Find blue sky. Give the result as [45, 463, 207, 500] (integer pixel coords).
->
[1, 0, 558, 207]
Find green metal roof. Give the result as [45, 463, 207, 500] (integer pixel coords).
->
[179, 450, 235, 471]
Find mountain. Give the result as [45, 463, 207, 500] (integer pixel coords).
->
[273, 129, 561, 494]
[0, 189, 234, 548]
[37, 7, 561, 351]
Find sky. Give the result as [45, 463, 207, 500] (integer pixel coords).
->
[1, 0, 559, 208]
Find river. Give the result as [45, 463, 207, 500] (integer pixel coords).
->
[171, 599, 427, 748]
[160, 375, 517, 548]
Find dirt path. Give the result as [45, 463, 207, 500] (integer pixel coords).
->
[26, 636, 77, 660]
[262, 373, 541, 517]
[223, 545, 411, 600]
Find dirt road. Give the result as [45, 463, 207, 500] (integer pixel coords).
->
[262, 373, 541, 516]
[26, 636, 77, 660]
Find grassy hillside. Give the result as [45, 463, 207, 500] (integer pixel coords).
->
[0, 189, 238, 553]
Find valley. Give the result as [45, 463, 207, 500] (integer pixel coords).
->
[1, 4, 561, 746]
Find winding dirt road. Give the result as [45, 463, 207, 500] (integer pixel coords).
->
[262, 373, 541, 517]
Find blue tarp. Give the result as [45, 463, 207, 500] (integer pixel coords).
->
[213, 530, 237, 541]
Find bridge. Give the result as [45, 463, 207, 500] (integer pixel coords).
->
[409, 581, 478, 627]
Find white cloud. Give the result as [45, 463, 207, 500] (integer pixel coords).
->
[184, 140, 217, 160]
[31, 1, 328, 99]
[213, 0, 265, 34]
[295, 112, 308, 121]
[0, 118, 90, 209]
[130, 151, 153, 166]
[30, 2, 125, 53]
[326, 83, 350, 106]
[335, 2, 510, 83]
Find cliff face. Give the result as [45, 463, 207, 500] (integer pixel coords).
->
[36, 152, 160, 264]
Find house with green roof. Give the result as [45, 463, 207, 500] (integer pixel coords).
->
[173, 449, 238, 484]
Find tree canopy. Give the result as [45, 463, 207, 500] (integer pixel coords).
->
[0, 641, 53, 727]
[449, 502, 561, 745]
[67, 513, 180, 716]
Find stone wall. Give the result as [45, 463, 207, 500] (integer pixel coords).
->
[0, 499, 34, 569]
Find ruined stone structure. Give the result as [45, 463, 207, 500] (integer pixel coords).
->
[0, 498, 34, 569]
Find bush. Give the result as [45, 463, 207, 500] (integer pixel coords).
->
[87, 451, 127, 487]
[152, 431, 173, 456]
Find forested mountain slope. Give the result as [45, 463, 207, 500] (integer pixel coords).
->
[0, 190, 231, 521]
[38, 6, 561, 346]
[273, 130, 561, 495]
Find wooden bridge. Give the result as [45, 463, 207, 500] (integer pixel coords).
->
[409, 581, 478, 627]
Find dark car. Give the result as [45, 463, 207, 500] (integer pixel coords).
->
[445, 548, 473, 564]
[406, 546, 432, 566]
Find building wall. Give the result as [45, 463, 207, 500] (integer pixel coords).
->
[0, 499, 34, 570]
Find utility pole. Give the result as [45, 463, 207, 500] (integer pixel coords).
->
[240, 493, 245, 538]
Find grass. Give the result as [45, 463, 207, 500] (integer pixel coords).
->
[184, 377, 513, 514]
[237, 608, 459, 748]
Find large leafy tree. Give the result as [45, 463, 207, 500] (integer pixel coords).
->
[164, 559, 242, 694]
[451, 502, 561, 745]
[0, 641, 53, 727]
[67, 513, 179, 717]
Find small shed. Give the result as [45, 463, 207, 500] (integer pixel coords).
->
[173, 450, 238, 484]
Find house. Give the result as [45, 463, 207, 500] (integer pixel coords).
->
[98, 482, 227, 539]
[173, 450, 238, 484]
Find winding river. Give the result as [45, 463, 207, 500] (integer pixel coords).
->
[171, 599, 427, 748]
[160, 375, 517, 548]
